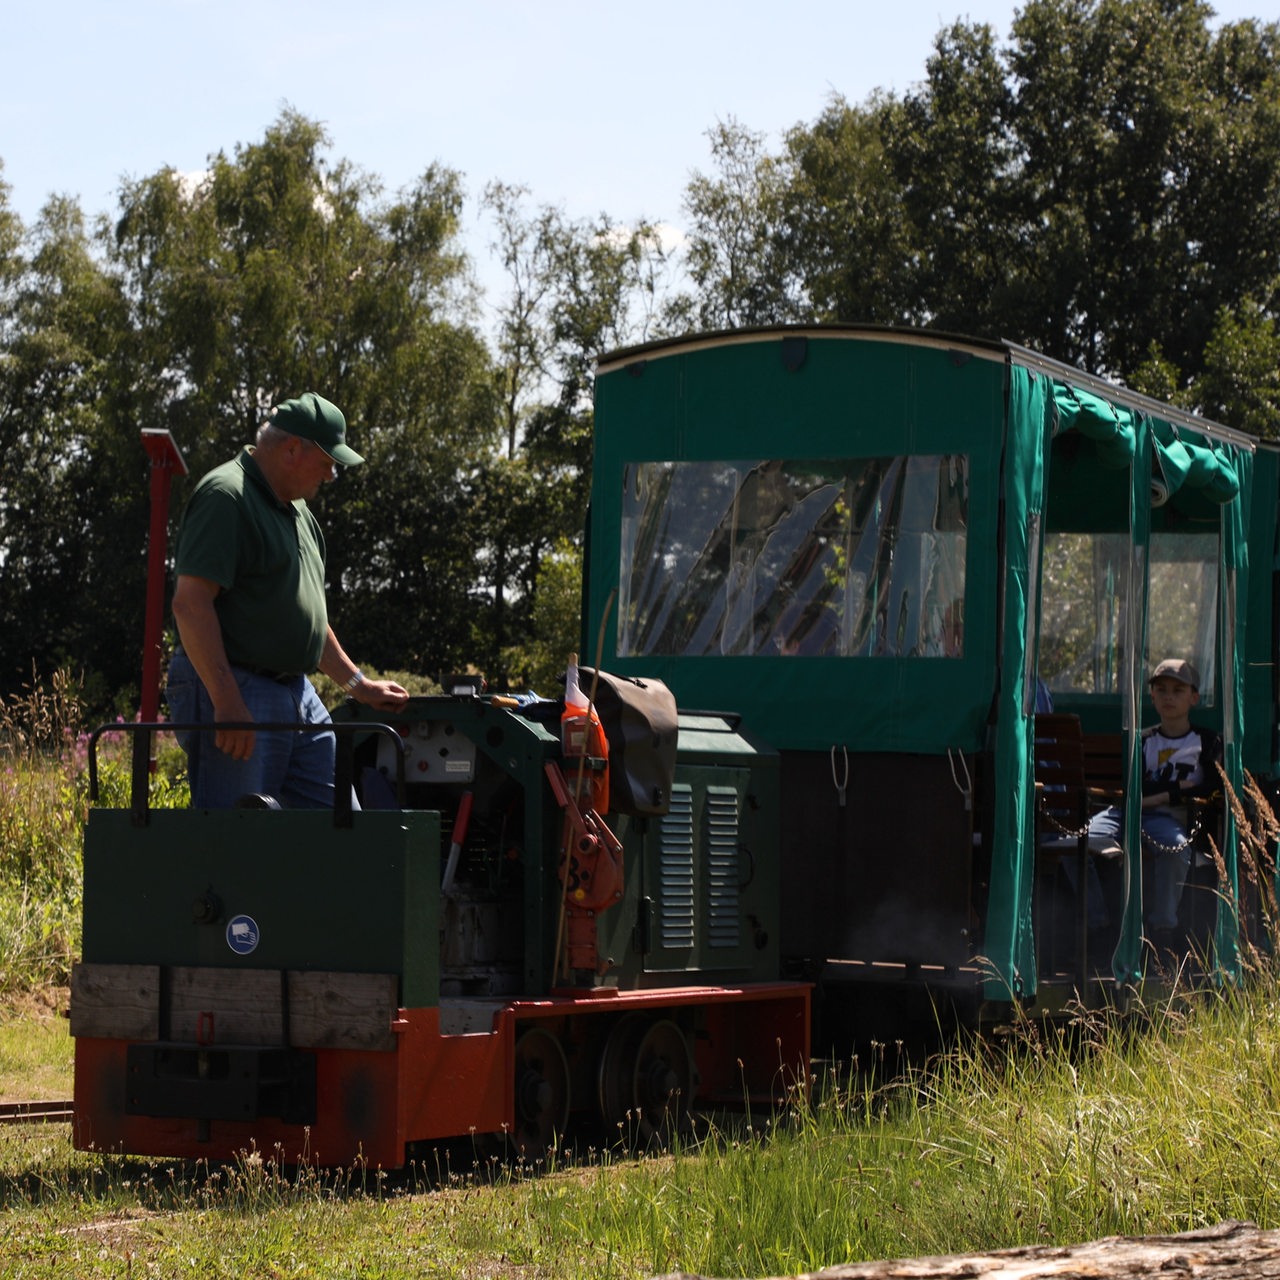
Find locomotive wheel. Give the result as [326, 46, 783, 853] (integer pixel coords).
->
[597, 1013, 648, 1139]
[511, 1028, 570, 1159]
[632, 1018, 694, 1145]
[597, 1015, 694, 1147]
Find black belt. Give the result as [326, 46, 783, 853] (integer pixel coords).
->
[238, 664, 302, 683]
[174, 651, 301, 684]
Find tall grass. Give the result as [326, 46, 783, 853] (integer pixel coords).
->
[0, 670, 187, 997]
[0, 1003, 1278, 1280]
[4, 674, 1280, 1276]
[502, 982, 1280, 1278]
[0, 671, 87, 997]
[2, 991, 1277, 1280]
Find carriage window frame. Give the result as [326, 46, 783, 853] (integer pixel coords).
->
[1038, 529, 1218, 704]
[617, 454, 970, 659]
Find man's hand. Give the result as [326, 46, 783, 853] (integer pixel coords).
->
[173, 573, 259, 760]
[351, 677, 410, 711]
[319, 628, 410, 714]
[212, 689, 256, 760]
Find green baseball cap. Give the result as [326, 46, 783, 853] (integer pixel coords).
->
[270, 392, 365, 466]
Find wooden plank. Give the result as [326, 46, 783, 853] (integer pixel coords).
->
[655, 1220, 1280, 1279]
[287, 971, 399, 1052]
[73, 963, 399, 1052]
[1034, 713, 1083, 743]
[69, 962, 159, 1040]
[1083, 731, 1125, 796]
[168, 967, 399, 1051]
[168, 966, 283, 1045]
[1034, 714, 1091, 835]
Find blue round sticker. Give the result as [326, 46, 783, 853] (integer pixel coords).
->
[226, 914, 260, 955]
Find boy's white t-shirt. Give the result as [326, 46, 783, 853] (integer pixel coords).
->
[1143, 727, 1204, 794]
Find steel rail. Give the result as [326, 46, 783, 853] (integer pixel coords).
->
[0, 1099, 74, 1125]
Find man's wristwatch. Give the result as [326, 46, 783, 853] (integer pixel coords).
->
[345, 669, 365, 692]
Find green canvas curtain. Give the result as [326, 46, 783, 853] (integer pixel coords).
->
[1052, 384, 1136, 469]
[1113, 417, 1153, 984]
[1213, 445, 1250, 979]
[983, 363, 1049, 999]
[1149, 415, 1248, 977]
[1152, 421, 1241, 505]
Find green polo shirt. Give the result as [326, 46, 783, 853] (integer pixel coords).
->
[174, 447, 329, 673]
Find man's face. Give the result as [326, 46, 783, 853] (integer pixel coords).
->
[1149, 676, 1198, 719]
[292, 438, 338, 500]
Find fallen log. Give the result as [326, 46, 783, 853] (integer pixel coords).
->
[655, 1219, 1280, 1279]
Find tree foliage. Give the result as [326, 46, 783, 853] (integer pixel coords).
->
[778, 95, 915, 326]
[671, 1, 1280, 432]
[0, 113, 498, 699]
[1, 110, 670, 704]
[105, 110, 506, 682]
[478, 183, 667, 685]
[671, 119, 802, 330]
[0, 189, 136, 701]
[3, 5, 1280, 706]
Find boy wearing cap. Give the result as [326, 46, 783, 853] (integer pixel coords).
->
[1083, 657, 1221, 950]
[167, 392, 408, 808]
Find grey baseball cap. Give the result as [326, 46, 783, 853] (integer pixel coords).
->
[1150, 658, 1199, 690]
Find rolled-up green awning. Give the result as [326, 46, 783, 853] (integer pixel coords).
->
[1052, 384, 1136, 469]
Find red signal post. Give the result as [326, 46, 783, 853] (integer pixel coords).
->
[139, 429, 187, 725]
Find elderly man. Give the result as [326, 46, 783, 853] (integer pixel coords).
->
[167, 392, 408, 808]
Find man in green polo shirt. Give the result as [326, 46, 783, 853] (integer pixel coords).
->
[167, 392, 408, 808]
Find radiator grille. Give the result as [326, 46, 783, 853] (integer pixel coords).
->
[657, 785, 695, 948]
[705, 786, 741, 948]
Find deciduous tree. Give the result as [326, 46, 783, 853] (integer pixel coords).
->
[667, 119, 804, 331]
[0, 191, 137, 699]
[701, 0, 1280, 426]
[105, 109, 494, 679]
[479, 183, 667, 683]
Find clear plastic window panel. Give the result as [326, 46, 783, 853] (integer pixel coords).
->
[1038, 530, 1218, 703]
[617, 456, 969, 658]
[1146, 531, 1218, 704]
[1039, 533, 1133, 695]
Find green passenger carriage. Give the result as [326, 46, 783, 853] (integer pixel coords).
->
[587, 326, 1270, 1013]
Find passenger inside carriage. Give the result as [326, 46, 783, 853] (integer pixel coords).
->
[1067, 658, 1222, 959]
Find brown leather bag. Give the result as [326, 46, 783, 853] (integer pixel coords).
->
[579, 668, 678, 816]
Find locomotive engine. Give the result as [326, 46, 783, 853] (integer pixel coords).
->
[70, 678, 810, 1167]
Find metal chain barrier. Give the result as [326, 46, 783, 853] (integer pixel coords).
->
[1039, 796, 1203, 853]
[1139, 818, 1203, 856]
[1038, 802, 1094, 841]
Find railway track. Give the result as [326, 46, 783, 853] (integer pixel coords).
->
[0, 1099, 74, 1125]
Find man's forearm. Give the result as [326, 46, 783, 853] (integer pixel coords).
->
[173, 591, 246, 717]
[317, 626, 361, 688]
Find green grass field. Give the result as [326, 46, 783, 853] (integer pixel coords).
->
[3, 675, 1280, 1278]
[1, 988, 1280, 1278]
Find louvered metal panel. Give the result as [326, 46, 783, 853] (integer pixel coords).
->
[705, 786, 740, 948]
[658, 785, 695, 948]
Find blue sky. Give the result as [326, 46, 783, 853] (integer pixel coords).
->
[3, 1, 1269, 290]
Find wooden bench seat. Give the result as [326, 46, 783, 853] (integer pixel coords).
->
[1082, 731, 1124, 800]
[1033, 714, 1122, 982]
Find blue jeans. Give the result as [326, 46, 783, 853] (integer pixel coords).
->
[1072, 804, 1192, 933]
[166, 650, 348, 810]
